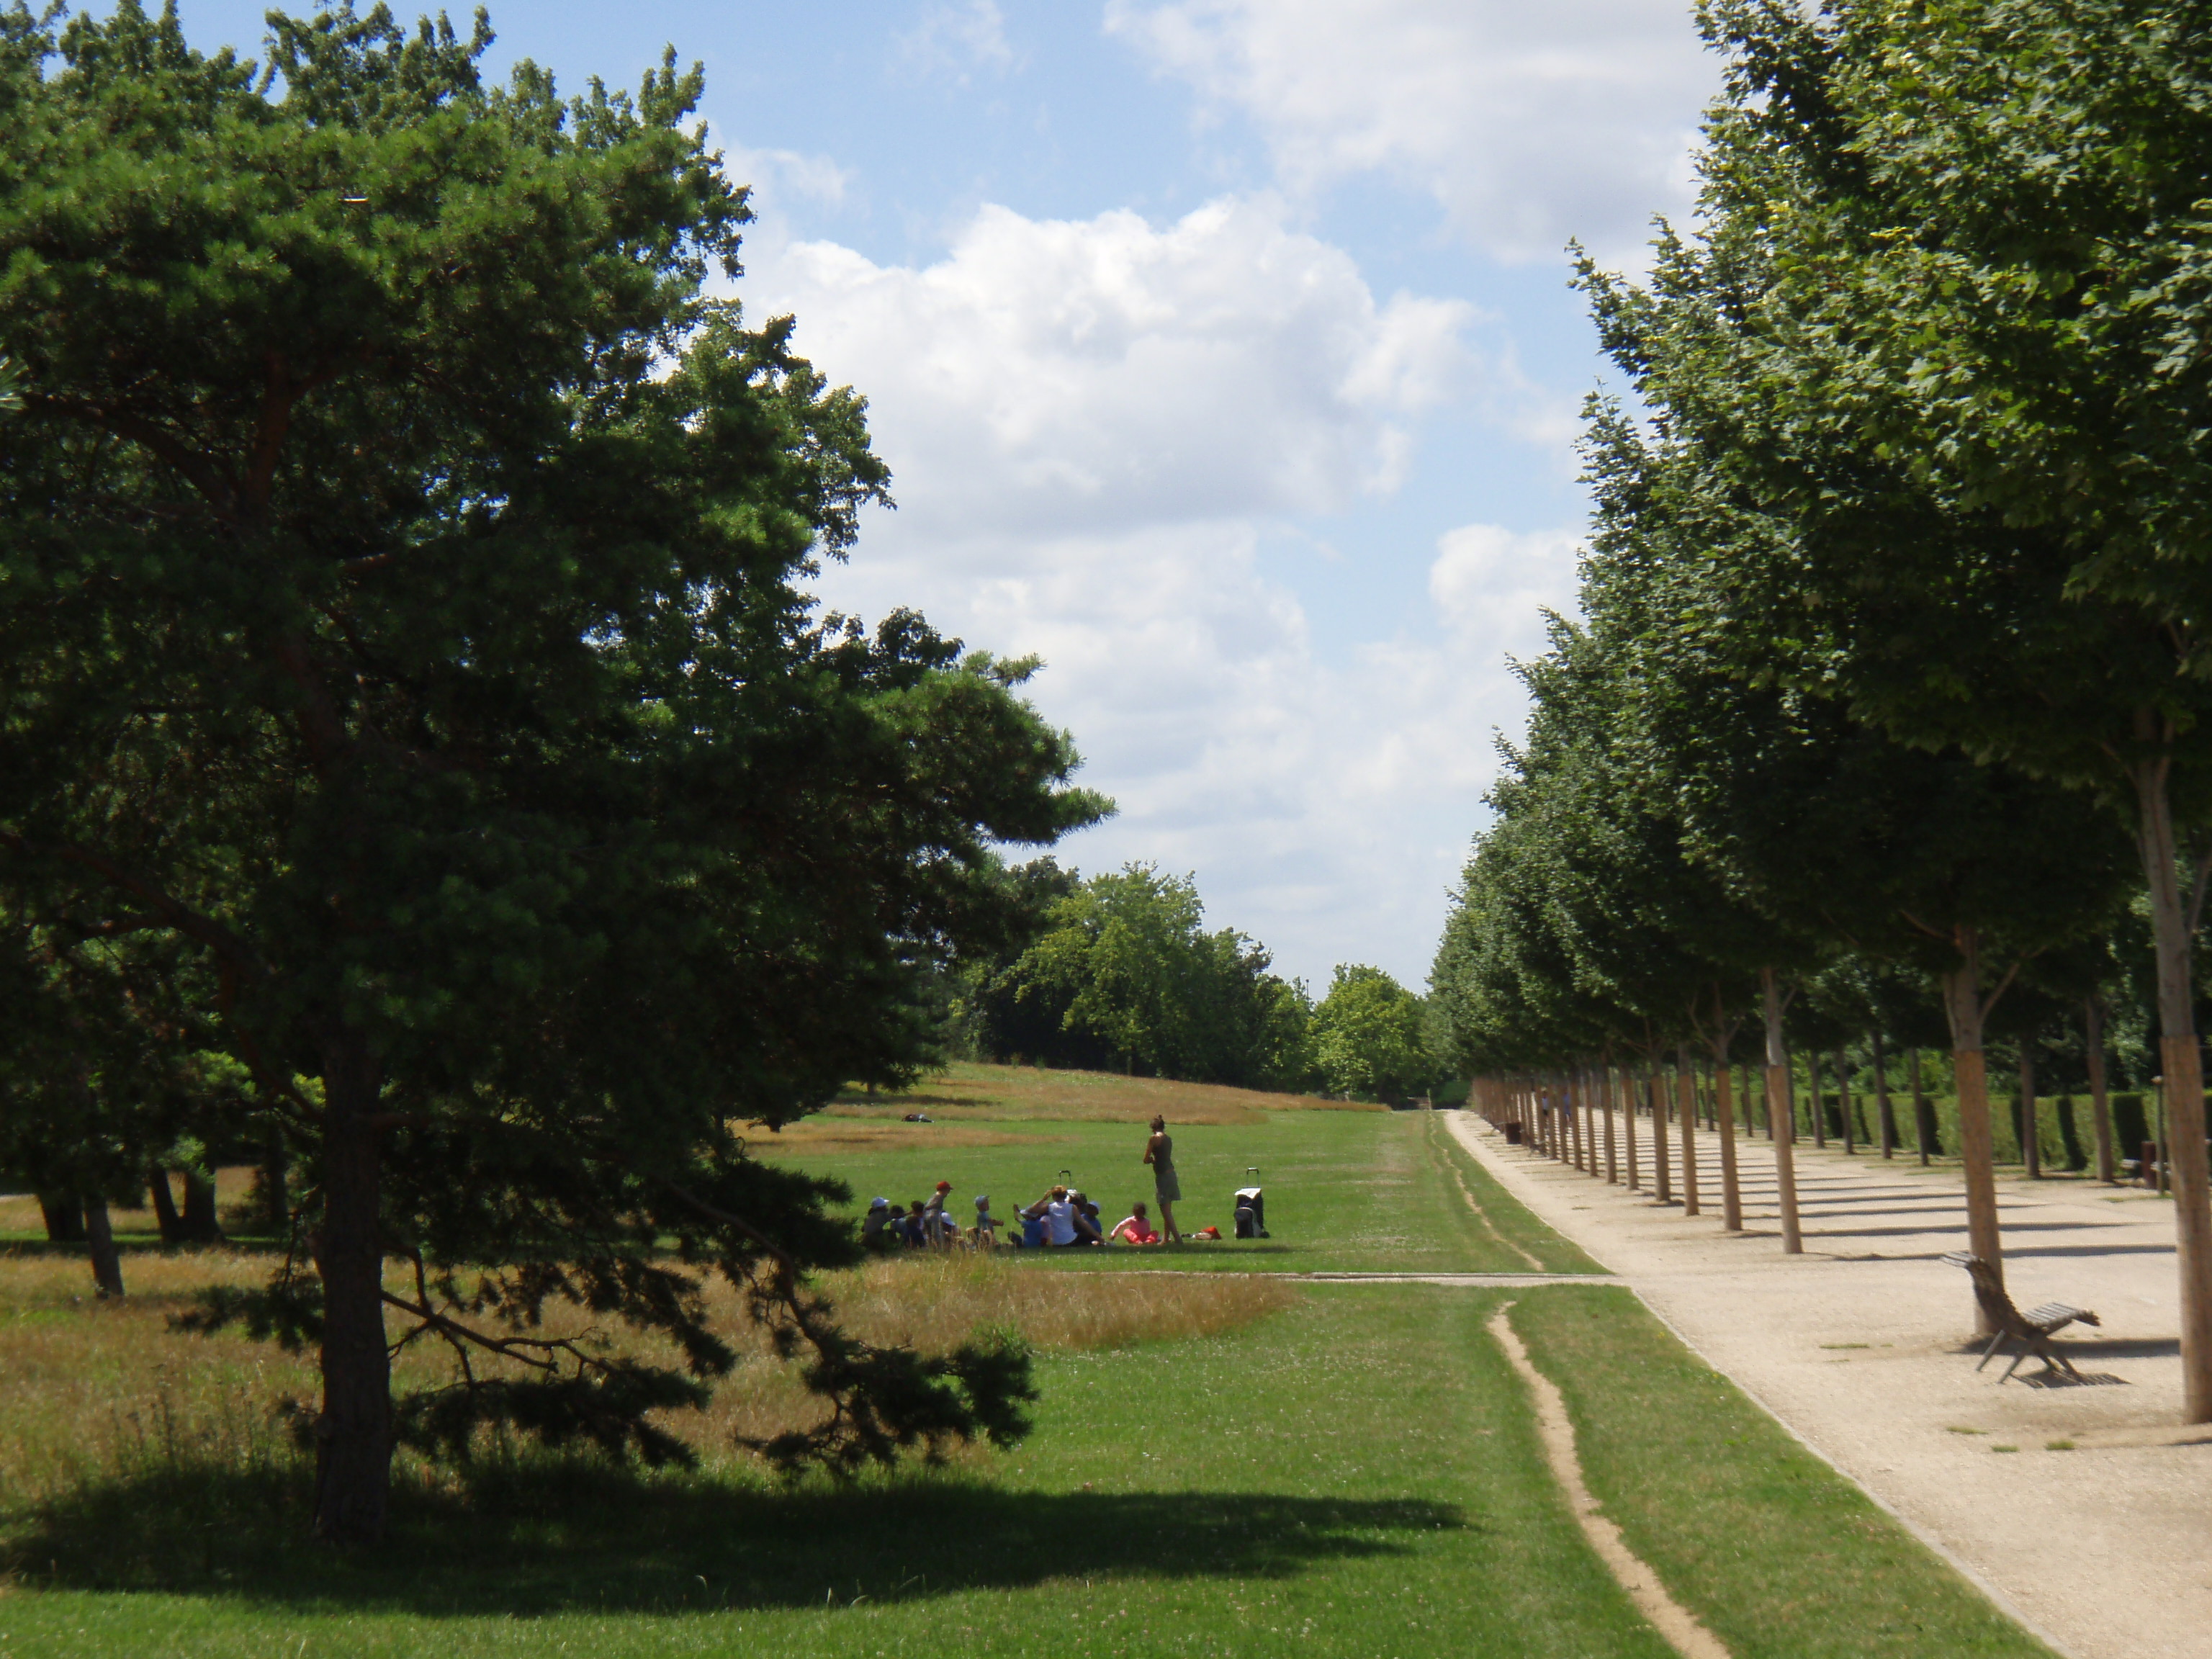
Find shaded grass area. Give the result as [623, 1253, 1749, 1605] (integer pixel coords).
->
[0, 1288, 1676, 1659]
[1509, 1287, 2056, 1659]
[767, 1084, 1601, 1274]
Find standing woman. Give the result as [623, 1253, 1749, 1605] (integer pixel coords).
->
[1143, 1115, 1183, 1242]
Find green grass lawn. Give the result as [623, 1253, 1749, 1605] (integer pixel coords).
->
[1510, 1287, 2056, 1659]
[0, 1067, 2054, 1658]
[1, 1287, 1675, 1659]
[759, 1067, 1599, 1275]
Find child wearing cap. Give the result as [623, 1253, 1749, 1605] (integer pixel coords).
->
[972, 1194, 1003, 1245]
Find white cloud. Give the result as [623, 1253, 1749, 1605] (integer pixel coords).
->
[723, 144, 854, 212]
[760, 196, 1478, 540]
[739, 197, 1573, 985]
[1430, 523, 1583, 664]
[811, 517, 1516, 986]
[1105, 0, 1717, 266]
[899, 1, 1017, 83]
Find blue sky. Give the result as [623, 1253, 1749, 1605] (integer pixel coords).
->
[166, 0, 1720, 989]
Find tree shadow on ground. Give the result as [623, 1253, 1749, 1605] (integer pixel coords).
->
[5, 1460, 1467, 1617]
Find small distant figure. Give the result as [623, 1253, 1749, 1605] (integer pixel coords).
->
[902, 1200, 930, 1246]
[1112, 1202, 1160, 1244]
[923, 1179, 952, 1239]
[861, 1196, 896, 1251]
[1143, 1115, 1183, 1242]
[903, 1111, 932, 1123]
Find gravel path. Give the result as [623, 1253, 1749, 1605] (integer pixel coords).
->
[1446, 1107, 2211, 1659]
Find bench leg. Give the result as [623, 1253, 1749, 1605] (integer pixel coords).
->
[2000, 1347, 2029, 1384]
[1977, 1331, 2009, 1373]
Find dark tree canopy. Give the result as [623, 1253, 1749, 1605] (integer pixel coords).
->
[0, 1, 1106, 1541]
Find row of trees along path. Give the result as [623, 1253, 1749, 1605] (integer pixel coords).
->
[1431, 0, 2212, 1426]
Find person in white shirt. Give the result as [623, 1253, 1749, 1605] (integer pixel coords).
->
[1021, 1184, 1079, 1246]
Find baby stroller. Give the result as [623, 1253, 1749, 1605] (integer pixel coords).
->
[1233, 1179, 1268, 1239]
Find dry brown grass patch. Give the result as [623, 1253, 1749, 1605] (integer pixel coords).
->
[0, 1247, 1296, 1497]
[827, 1061, 1380, 1126]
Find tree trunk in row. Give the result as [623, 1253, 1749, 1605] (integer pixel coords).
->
[2085, 997, 2116, 1185]
[1676, 1051, 1699, 1218]
[1940, 928, 2004, 1337]
[1650, 1067, 1672, 1204]
[1910, 1048, 1938, 1164]
[2131, 754, 2212, 1423]
[2018, 1046, 2041, 1180]
[1874, 1030, 1896, 1159]
[1712, 1041, 1743, 1232]
[1761, 967, 1803, 1254]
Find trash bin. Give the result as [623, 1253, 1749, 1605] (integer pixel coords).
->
[1503, 1122, 1523, 1145]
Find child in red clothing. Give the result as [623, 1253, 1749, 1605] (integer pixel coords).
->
[1110, 1202, 1161, 1244]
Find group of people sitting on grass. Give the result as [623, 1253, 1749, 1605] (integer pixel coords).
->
[860, 1116, 1205, 1250]
[860, 1183, 1174, 1250]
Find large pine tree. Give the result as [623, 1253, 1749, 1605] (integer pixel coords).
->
[0, 3, 1105, 1539]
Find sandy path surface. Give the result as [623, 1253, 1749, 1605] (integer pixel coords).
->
[1445, 1108, 2212, 1659]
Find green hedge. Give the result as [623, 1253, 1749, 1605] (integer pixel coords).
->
[1810, 1089, 2178, 1168]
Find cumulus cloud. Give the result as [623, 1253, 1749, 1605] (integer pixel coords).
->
[741, 197, 1574, 983]
[1430, 523, 1583, 663]
[1104, 0, 1717, 266]
[898, 1, 1017, 83]
[811, 516, 1518, 984]
[724, 145, 854, 212]
[760, 197, 1478, 541]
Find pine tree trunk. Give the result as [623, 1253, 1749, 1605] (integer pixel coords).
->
[2131, 754, 2212, 1422]
[312, 1036, 393, 1544]
[2085, 998, 2115, 1184]
[148, 1169, 181, 1244]
[258, 1127, 291, 1233]
[84, 1200, 125, 1298]
[1676, 1050, 1699, 1217]
[1874, 1030, 1896, 1159]
[1712, 1038, 1743, 1231]
[180, 1169, 221, 1241]
[1941, 931, 2005, 1336]
[1761, 967, 1802, 1254]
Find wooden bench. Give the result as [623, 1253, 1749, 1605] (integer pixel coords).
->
[1942, 1252, 2101, 1382]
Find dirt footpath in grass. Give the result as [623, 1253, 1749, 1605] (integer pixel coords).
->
[1446, 1110, 2211, 1659]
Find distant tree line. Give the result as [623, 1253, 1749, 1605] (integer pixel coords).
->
[951, 861, 1434, 1104]
[1429, 0, 2212, 1424]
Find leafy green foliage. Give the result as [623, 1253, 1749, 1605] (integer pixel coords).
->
[961, 864, 1314, 1092]
[1310, 965, 1427, 1101]
[0, 1, 1106, 1536]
